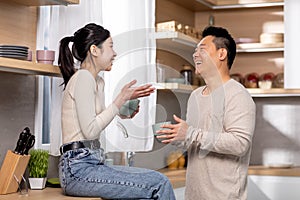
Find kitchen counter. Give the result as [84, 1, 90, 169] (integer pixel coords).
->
[1, 166, 299, 200]
[159, 168, 186, 189]
[248, 165, 300, 176]
[160, 165, 300, 187]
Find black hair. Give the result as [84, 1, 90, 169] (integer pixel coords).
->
[58, 23, 110, 88]
[202, 26, 236, 70]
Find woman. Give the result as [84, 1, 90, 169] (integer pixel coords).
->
[58, 23, 175, 199]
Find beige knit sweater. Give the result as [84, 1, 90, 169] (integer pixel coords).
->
[61, 69, 119, 143]
[182, 79, 256, 200]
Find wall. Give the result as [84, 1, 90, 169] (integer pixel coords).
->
[0, 72, 36, 165]
[251, 97, 300, 166]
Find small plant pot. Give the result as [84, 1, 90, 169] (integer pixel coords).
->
[29, 177, 47, 190]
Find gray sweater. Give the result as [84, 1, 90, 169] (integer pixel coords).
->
[183, 79, 256, 200]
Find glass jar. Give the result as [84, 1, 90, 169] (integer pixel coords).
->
[180, 65, 193, 85]
[156, 60, 165, 83]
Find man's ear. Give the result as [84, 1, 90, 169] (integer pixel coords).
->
[90, 44, 98, 56]
[218, 48, 227, 61]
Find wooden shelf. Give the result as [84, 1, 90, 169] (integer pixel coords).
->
[10, 0, 79, 6]
[0, 0, 75, 76]
[156, 83, 300, 97]
[156, 82, 198, 93]
[247, 88, 300, 97]
[168, 0, 283, 11]
[155, 32, 283, 63]
[237, 42, 284, 53]
[196, 0, 283, 10]
[155, 31, 199, 65]
[0, 57, 61, 76]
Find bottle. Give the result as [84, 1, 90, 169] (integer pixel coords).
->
[180, 65, 193, 85]
[167, 152, 179, 169]
[178, 154, 186, 169]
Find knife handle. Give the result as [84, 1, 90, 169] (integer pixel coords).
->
[14, 127, 31, 154]
[23, 135, 35, 155]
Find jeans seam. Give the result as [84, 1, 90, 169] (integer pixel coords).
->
[70, 176, 154, 190]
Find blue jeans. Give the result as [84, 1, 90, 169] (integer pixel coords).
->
[59, 148, 176, 200]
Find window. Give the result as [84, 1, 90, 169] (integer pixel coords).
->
[34, 7, 51, 150]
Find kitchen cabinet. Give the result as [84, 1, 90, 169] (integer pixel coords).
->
[248, 175, 300, 200]
[155, 0, 292, 97]
[0, 0, 78, 76]
[160, 166, 300, 199]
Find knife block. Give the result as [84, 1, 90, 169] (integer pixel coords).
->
[0, 150, 30, 194]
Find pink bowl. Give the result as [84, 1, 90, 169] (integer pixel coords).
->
[36, 50, 55, 64]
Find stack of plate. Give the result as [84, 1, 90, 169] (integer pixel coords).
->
[260, 33, 283, 44]
[0, 45, 28, 60]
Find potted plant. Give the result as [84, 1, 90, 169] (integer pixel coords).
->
[28, 149, 49, 190]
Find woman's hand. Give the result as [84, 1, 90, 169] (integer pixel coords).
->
[125, 80, 155, 100]
[156, 115, 188, 144]
[114, 80, 155, 109]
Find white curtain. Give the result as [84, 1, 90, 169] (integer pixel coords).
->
[101, 0, 156, 152]
[36, 0, 156, 155]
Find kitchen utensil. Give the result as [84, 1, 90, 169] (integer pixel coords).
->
[0, 45, 28, 60]
[14, 127, 35, 155]
[22, 134, 35, 155]
[14, 127, 31, 154]
[180, 65, 193, 85]
[36, 50, 55, 64]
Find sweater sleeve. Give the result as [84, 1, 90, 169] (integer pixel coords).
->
[185, 91, 256, 157]
[74, 71, 119, 139]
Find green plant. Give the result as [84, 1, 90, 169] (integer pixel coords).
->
[28, 149, 49, 178]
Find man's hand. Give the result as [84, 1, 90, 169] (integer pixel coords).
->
[156, 114, 188, 144]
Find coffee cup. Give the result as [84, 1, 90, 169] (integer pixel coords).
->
[152, 121, 171, 143]
[119, 99, 140, 117]
[36, 50, 55, 64]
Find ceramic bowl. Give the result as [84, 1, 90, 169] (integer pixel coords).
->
[152, 121, 171, 143]
[36, 50, 55, 64]
[119, 99, 140, 117]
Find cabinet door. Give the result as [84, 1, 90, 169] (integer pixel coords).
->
[248, 175, 300, 200]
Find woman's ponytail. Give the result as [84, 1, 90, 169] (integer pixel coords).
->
[58, 36, 75, 89]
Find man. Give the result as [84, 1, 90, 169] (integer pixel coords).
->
[157, 26, 256, 200]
